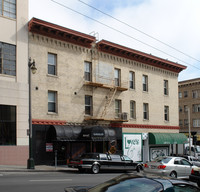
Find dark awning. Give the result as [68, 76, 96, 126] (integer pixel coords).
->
[80, 126, 116, 141]
[47, 125, 82, 141]
[149, 133, 188, 145]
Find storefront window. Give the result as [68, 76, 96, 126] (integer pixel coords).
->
[0, 105, 16, 145]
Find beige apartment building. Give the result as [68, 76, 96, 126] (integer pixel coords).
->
[179, 78, 200, 145]
[0, 0, 29, 165]
[28, 18, 187, 165]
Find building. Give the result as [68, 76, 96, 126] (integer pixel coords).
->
[28, 18, 187, 165]
[179, 78, 200, 144]
[0, 0, 29, 165]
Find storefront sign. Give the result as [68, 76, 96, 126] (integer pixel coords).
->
[150, 147, 169, 161]
[123, 133, 142, 161]
[46, 143, 53, 152]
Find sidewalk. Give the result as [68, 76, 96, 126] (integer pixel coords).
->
[0, 165, 75, 172]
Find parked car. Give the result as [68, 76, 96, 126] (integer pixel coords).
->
[64, 173, 200, 192]
[68, 153, 142, 174]
[190, 166, 200, 187]
[144, 156, 197, 178]
[183, 155, 200, 167]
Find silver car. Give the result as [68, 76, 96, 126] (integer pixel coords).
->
[144, 156, 197, 178]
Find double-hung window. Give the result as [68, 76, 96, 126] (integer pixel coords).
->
[143, 103, 149, 120]
[48, 53, 57, 75]
[130, 100, 136, 119]
[0, 0, 16, 19]
[85, 95, 92, 115]
[164, 80, 168, 95]
[115, 99, 121, 118]
[129, 71, 135, 89]
[0, 42, 16, 76]
[48, 91, 57, 113]
[84, 61, 92, 81]
[143, 75, 148, 92]
[164, 106, 169, 121]
[114, 68, 121, 87]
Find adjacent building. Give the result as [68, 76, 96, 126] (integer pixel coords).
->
[179, 78, 200, 144]
[0, 0, 29, 165]
[28, 18, 187, 165]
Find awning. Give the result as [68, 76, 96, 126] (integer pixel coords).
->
[80, 126, 116, 141]
[149, 133, 188, 145]
[47, 125, 82, 141]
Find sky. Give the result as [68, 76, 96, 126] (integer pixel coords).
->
[29, 0, 200, 81]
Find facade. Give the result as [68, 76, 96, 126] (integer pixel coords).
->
[179, 78, 200, 144]
[0, 0, 29, 165]
[29, 18, 187, 165]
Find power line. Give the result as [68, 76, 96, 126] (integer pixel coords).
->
[78, 0, 200, 65]
[50, 0, 200, 70]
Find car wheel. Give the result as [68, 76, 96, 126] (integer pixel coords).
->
[136, 165, 142, 172]
[170, 171, 177, 178]
[91, 164, 100, 174]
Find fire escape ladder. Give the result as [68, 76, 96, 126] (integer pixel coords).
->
[100, 87, 117, 118]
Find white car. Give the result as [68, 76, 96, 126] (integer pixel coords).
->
[144, 156, 197, 179]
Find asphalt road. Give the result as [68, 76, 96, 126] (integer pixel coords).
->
[0, 171, 121, 192]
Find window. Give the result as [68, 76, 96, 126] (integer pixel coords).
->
[193, 104, 200, 112]
[143, 75, 148, 92]
[193, 119, 200, 128]
[130, 100, 136, 119]
[179, 106, 182, 112]
[0, 42, 16, 76]
[184, 105, 188, 112]
[184, 119, 188, 126]
[143, 103, 149, 120]
[48, 53, 57, 75]
[164, 80, 168, 95]
[0, 0, 16, 19]
[179, 120, 183, 126]
[114, 68, 121, 87]
[129, 71, 135, 89]
[184, 91, 188, 97]
[192, 90, 200, 98]
[164, 106, 169, 121]
[84, 61, 92, 81]
[48, 91, 57, 113]
[85, 95, 92, 115]
[115, 99, 121, 118]
[0, 105, 16, 145]
[179, 92, 182, 98]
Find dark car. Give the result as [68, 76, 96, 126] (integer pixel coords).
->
[64, 173, 200, 192]
[68, 153, 142, 174]
[190, 166, 200, 187]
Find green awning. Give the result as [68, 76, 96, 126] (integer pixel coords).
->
[149, 133, 188, 145]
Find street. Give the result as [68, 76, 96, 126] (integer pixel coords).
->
[0, 170, 121, 192]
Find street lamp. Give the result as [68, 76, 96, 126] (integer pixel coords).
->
[27, 58, 37, 169]
[187, 106, 191, 156]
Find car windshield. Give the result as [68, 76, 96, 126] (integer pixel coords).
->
[89, 178, 163, 192]
[152, 157, 172, 164]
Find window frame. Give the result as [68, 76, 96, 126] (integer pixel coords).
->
[129, 71, 135, 89]
[130, 100, 136, 119]
[142, 75, 148, 92]
[48, 91, 57, 113]
[143, 103, 149, 120]
[48, 53, 57, 76]
[84, 61, 92, 82]
[164, 80, 168, 95]
[164, 105, 169, 121]
[114, 68, 121, 87]
[115, 99, 121, 118]
[0, 0, 16, 19]
[85, 95, 93, 115]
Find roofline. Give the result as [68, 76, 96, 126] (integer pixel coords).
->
[179, 77, 200, 84]
[97, 40, 187, 73]
[29, 18, 96, 48]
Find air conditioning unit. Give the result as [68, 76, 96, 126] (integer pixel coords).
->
[121, 112, 128, 120]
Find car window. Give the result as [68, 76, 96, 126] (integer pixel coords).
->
[173, 184, 200, 192]
[110, 155, 121, 161]
[103, 178, 163, 192]
[160, 157, 171, 164]
[174, 159, 181, 165]
[181, 159, 191, 166]
[100, 154, 108, 160]
[123, 156, 132, 161]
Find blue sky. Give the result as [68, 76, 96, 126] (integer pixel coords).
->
[29, 0, 200, 81]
